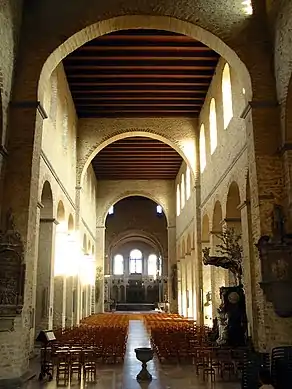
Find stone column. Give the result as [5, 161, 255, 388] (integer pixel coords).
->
[53, 276, 66, 329]
[85, 284, 91, 317]
[35, 217, 57, 334]
[177, 259, 183, 315]
[95, 225, 105, 312]
[190, 248, 197, 321]
[244, 101, 292, 350]
[185, 254, 193, 318]
[0, 103, 46, 381]
[65, 276, 74, 328]
[201, 240, 212, 326]
[239, 201, 258, 343]
[72, 276, 78, 325]
[167, 225, 177, 312]
[181, 256, 188, 317]
[193, 133, 203, 325]
[74, 187, 82, 324]
[29, 204, 41, 353]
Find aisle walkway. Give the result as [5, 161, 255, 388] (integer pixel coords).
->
[23, 320, 240, 389]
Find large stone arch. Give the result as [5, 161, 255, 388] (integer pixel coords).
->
[99, 192, 170, 227]
[107, 229, 165, 258]
[79, 128, 196, 186]
[33, 13, 260, 101]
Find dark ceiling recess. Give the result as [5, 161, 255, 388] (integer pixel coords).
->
[63, 29, 220, 118]
[92, 137, 183, 180]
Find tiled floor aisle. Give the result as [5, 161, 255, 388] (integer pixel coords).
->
[23, 320, 241, 389]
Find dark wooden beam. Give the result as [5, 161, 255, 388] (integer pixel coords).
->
[65, 64, 216, 71]
[67, 73, 213, 79]
[78, 45, 213, 52]
[67, 55, 219, 61]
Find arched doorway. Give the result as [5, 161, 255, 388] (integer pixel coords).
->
[36, 181, 54, 335]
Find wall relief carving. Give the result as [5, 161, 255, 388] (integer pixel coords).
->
[0, 209, 25, 318]
[256, 205, 292, 317]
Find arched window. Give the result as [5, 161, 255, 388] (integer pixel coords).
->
[181, 174, 185, 209]
[209, 98, 217, 154]
[186, 166, 191, 200]
[148, 254, 158, 276]
[176, 184, 181, 216]
[113, 254, 124, 275]
[156, 205, 163, 214]
[129, 249, 143, 274]
[200, 124, 206, 172]
[222, 63, 233, 129]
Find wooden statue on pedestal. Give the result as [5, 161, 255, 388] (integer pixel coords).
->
[202, 228, 247, 347]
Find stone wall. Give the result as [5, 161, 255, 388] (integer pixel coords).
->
[2, 0, 292, 381]
[42, 64, 77, 201]
[105, 196, 168, 272]
[96, 179, 175, 227]
[77, 117, 197, 185]
[0, 0, 23, 145]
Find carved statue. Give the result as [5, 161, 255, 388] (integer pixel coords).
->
[202, 228, 243, 285]
[0, 209, 25, 317]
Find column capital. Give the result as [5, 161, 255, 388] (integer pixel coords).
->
[11, 100, 48, 120]
[0, 145, 8, 158]
[37, 201, 44, 209]
[223, 217, 241, 224]
[40, 217, 59, 225]
[237, 200, 250, 211]
[240, 100, 278, 120]
[210, 230, 222, 235]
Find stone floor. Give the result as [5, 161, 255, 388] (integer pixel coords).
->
[23, 320, 241, 389]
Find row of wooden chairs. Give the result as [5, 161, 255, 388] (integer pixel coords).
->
[44, 314, 129, 383]
[144, 313, 245, 382]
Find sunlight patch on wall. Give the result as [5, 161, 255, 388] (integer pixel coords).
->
[242, 0, 253, 15]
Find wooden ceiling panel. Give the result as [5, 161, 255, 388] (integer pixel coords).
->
[63, 29, 219, 118]
[92, 137, 183, 180]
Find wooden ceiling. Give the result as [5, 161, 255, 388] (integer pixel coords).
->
[92, 137, 183, 180]
[63, 29, 220, 118]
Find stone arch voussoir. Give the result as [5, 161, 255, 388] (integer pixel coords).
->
[79, 129, 196, 187]
[99, 190, 169, 227]
[38, 15, 252, 105]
